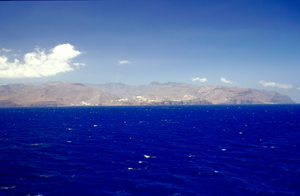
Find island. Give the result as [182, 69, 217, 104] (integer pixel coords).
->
[0, 81, 295, 107]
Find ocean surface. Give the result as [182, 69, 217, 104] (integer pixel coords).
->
[0, 105, 299, 196]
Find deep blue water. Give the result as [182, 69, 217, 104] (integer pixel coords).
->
[0, 105, 299, 196]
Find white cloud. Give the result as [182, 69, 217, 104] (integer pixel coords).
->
[192, 77, 207, 82]
[259, 80, 293, 89]
[0, 43, 83, 78]
[1, 48, 12, 52]
[220, 77, 233, 84]
[118, 60, 130, 65]
[73, 63, 86, 67]
[297, 87, 300, 90]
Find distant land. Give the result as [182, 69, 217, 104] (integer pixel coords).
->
[0, 81, 296, 107]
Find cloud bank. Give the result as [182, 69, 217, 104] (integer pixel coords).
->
[0, 43, 83, 78]
[192, 77, 207, 82]
[220, 77, 233, 84]
[259, 80, 293, 89]
[118, 60, 130, 65]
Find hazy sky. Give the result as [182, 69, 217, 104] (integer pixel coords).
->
[0, 0, 299, 101]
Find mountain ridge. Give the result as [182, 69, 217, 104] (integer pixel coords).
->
[0, 81, 296, 107]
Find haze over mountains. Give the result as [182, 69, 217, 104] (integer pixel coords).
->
[0, 81, 295, 107]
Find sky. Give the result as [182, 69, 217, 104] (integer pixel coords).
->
[0, 0, 300, 102]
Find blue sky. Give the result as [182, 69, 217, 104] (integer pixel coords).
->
[0, 0, 300, 101]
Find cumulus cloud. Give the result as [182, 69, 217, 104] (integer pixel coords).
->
[220, 77, 233, 84]
[259, 80, 293, 89]
[118, 60, 130, 65]
[1, 48, 12, 52]
[192, 77, 207, 82]
[0, 43, 83, 78]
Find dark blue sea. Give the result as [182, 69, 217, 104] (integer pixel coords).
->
[0, 105, 299, 196]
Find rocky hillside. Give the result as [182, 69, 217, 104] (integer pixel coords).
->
[0, 81, 295, 107]
[0, 82, 114, 106]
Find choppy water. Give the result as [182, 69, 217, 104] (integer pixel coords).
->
[0, 105, 299, 196]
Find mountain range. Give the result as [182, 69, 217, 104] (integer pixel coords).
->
[0, 81, 295, 107]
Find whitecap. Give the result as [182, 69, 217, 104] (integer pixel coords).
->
[39, 175, 51, 178]
[144, 155, 150, 158]
[29, 143, 42, 146]
[0, 185, 16, 189]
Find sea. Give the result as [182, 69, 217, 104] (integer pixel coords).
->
[0, 105, 299, 196]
